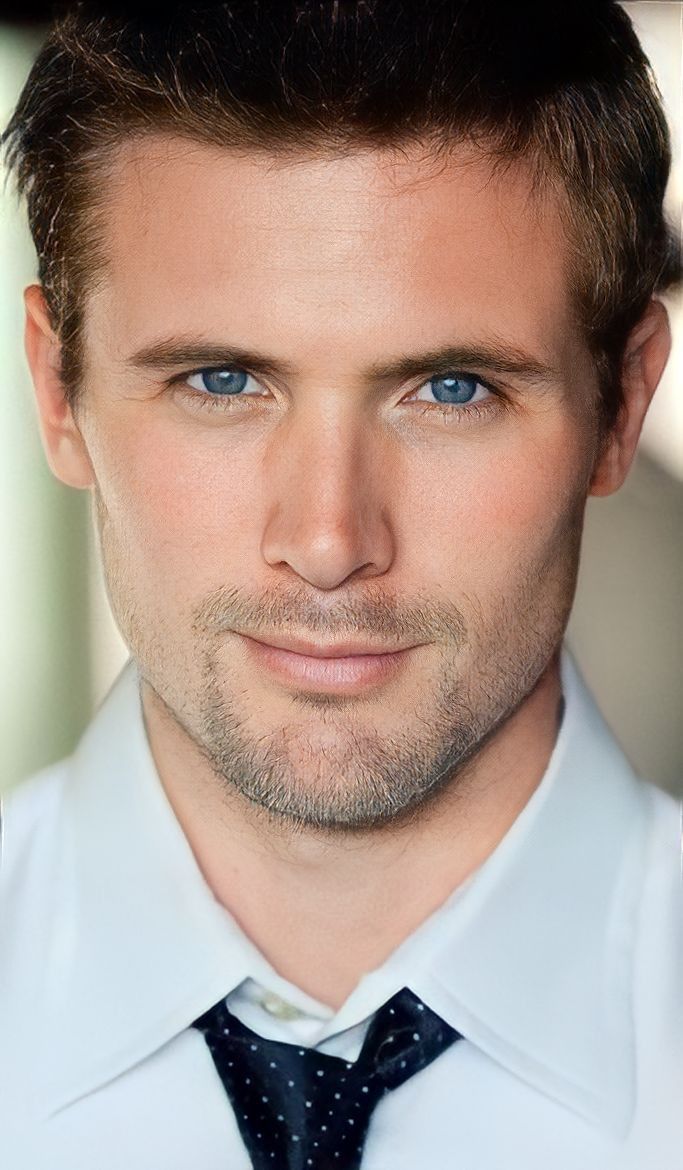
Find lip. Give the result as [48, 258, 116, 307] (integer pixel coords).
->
[238, 633, 419, 693]
[244, 633, 415, 658]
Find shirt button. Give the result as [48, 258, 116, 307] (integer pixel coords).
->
[259, 992, 305, 1020]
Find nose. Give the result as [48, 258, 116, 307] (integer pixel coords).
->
[260, 409, 396, 591]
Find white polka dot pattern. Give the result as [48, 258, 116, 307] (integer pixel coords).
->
[193, 987, 461, 1169]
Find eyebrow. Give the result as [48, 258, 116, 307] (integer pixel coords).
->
[126, 336, 558, 386]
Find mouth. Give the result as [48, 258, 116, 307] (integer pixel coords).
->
[237, 633, 420, 694]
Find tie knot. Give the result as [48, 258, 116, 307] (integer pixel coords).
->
[357, 987, 460, 1090]
[193, 987, 461, 1170]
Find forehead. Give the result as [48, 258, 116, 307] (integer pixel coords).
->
[88, 135, 572, 364]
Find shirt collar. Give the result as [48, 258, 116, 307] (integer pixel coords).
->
[27, 650, 648, 1133]
[407, 650, 647, 1137]
[321, 653, 648, 1136]
[35, 661, 256, 1116]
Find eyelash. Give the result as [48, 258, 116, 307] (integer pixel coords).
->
[168, 368, 505, 425]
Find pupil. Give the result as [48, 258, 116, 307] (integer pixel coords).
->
[202, 369, 248, 395]
[431, 375, 477, 404]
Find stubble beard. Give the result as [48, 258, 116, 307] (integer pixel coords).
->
[187, 565, 576, 834]
[195, 644, 531, 833]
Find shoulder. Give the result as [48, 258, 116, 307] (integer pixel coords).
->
[630, 781, 683, 1097]
[632, 780, 682, 1005]
[640, 779, 681, 870]
[0, 759, 72, 893]
[632, 779, 682, 928]
[2, 757, 72, 829]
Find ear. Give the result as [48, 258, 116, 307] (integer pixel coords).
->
[589, 298, 672, 497]
[24, 284, 94, 490]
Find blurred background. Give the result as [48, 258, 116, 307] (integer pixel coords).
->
[1, 2, 681, 795]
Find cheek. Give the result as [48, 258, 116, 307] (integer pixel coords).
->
[94, 420, 260, 596]
[407, 424, 589, 591]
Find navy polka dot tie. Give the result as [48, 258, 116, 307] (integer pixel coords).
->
[193, 986, 461, 1169]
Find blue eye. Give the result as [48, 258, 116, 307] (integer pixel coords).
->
[186, 368, 252, 395]
[416, 373, 490, 406]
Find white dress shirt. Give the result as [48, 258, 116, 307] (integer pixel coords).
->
[1, 650, 681, 1169]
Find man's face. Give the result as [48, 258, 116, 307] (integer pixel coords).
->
[75, 138, 600, 829]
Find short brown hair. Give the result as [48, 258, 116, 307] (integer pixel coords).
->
[4, 0, 681, 428]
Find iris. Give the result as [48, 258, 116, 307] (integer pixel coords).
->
[195, 369, 249, 395]
[428, 374, 481, 404]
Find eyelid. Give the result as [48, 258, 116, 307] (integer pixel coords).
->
[175, 364, 251, 381]
[423, 369, 497, 388]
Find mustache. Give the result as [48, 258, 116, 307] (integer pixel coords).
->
[193, 583, 468, 648]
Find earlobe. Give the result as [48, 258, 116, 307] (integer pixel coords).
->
[24, 284, 94, 490]
[589, 298, 672, 498]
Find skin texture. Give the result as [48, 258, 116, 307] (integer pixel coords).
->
[25, 137, 671, 1006]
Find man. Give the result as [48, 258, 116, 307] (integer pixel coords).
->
[1, 1, 681, 1166]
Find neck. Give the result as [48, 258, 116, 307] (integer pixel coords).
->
[143, 654, 563, 1010]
